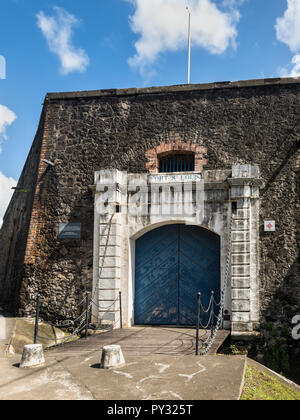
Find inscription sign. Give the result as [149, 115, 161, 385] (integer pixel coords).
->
[59, 223, 81, 239]
[149, 173, 202, 183]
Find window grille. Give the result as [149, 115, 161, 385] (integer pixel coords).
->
[159, 154, 195, 173]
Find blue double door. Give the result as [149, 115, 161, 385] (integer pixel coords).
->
[135, 224, 220, 326]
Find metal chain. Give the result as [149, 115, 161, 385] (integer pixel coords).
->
[39, 215, 115, 349]
[53, 214, 115, 347]
[199, 295, 213, 314]
[90, 295, 119, 310]
[88, 214, 115, 319]
[198, 214, 233, 355]
[198, 306, 215, 330]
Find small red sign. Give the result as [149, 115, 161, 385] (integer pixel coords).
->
[264, 221, 275, 232]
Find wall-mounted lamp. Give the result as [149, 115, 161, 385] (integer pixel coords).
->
[42, 159, 55, 167]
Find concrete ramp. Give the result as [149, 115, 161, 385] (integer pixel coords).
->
[47, 327, 230, 358]
[0, 317, 16, 355]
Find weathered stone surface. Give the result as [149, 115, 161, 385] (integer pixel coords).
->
[100, 345, 125, 369]
[19, 344, 45, 369]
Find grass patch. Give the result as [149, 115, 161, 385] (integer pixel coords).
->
[241, 366, 300, 400]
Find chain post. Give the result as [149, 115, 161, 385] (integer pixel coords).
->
[196, 292, 201, 355]
[34, 293, 40, 344]
[221, 291, 225, 330]
[210, 291, 215, 338]
[85, 292, 89, 340]
[199, 215, 233, 356]
[119, 291, 123, 329]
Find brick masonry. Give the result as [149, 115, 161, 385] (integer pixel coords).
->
[145, 140, 207, 173]
[0, 78, 299, 332]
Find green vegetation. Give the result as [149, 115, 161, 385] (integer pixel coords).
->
[219, 342, 248, 356]
[228, 344, 248, 356]
[261, 322, 290, 375]
[241, 365, 300, 400]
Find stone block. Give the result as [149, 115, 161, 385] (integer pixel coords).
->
[232, 209, 250, 219]
[231, 277, 251, 288]
[231, 300, 250, 312]
[101, 256, 121, 268]
[232, 231, 250, 242]
[232, 253, 250, 265]
[99, 289, 120, 301]
[97, 300, 120, 311]
[232, 289, 250, 300]
[100, 235, 121, 247]
[232, 265, 250, 276]
[95, 169, 126, 186]
[231, 322, 253, 333]
[232, 242, 250, 254]
[232, 220, 250, 231]
[99, 278, 120, 289]
[98, 311, 119, 324]
[232, 165, 259, 179]
[231, 185, 251, 199]
[237, 199, 250, 209]
[101, 267, 121, 279]
[231, 312, 250, 322]
[99, 245, 121, 258]
[100, 223, 122, 236]
[19, 344, 45, 369]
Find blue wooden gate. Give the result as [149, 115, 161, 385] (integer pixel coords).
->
[134, 224, 220, 325]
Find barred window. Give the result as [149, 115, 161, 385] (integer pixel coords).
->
[159, 153, 195, 173]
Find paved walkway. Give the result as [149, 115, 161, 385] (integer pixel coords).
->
[0, 352, 246, 400]
[0, 327, 246, 400]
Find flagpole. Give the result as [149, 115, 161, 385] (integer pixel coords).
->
[187, 6, 191, 84]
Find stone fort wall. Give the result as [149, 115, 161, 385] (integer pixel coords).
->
[0, 107, 47, 313]
[0, 78, 299, 328]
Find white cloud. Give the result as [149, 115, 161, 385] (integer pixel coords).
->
[0, 172, 17, 228]
[275, 0, 300, 52]
[275, 0, 300, 77]
[37, 6, 89, 75]
[0, 104, 17, 153]
[279, 54, 300, 77]
[126, 0, 241, 74]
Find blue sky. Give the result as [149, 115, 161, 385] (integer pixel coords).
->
[0, 0, 300, 224]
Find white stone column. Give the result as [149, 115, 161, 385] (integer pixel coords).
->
[93, 170, 127, 328]
[229, 165, 262, 335]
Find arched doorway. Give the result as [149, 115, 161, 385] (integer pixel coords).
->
[134, 224, 220, 325]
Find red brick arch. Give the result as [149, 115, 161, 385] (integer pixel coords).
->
[145, 140, 207, 173]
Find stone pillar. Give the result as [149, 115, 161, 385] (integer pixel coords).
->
[229, 165, 262, 335]
[93, 170, 126, 329]
[101, 345, 125, 369]
[20, 344, 45, 369]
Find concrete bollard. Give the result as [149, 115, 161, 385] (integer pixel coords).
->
[101, 345, 125, 369]
[20, 344, 45, 369]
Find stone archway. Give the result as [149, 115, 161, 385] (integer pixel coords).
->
[93, 164, 262, 335]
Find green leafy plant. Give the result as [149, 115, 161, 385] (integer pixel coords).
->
[261, 323, 290, 374]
